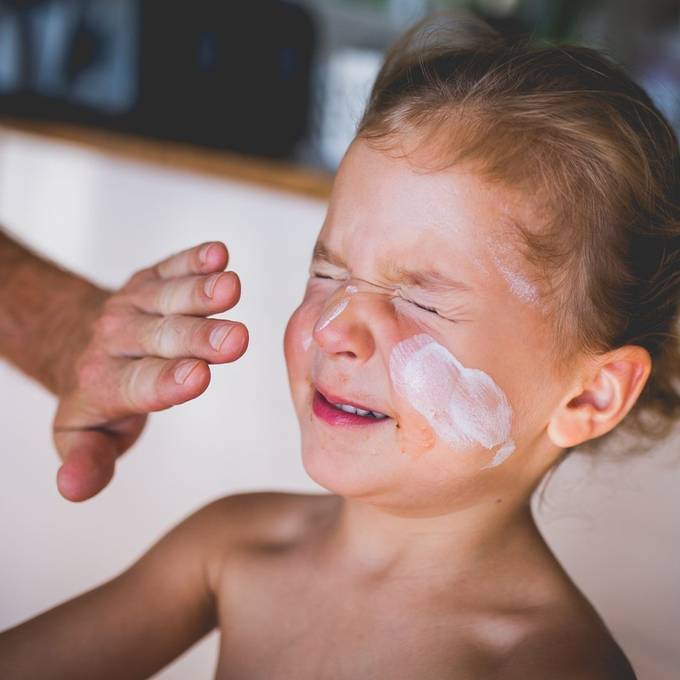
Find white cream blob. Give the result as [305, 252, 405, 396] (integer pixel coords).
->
[389, 333, 516, 468]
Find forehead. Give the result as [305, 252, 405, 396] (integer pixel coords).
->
[317, 138, 530, 283]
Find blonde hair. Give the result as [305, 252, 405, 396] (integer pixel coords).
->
[357, 10, 680, 454]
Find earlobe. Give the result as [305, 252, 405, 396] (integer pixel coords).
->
[547, 348, 651, 449]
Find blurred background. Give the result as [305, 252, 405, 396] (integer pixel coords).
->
[1, 2, 679, 680]
[0, 0, 678, 170]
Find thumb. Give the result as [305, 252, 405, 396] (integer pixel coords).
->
[55, 429, 119, 502]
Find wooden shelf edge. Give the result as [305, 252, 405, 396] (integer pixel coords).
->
[0, 119, 334, 201]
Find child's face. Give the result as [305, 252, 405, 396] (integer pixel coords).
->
[284, 136, 565, 513]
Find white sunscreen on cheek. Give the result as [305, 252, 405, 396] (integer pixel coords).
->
[389, 333, 516, 467]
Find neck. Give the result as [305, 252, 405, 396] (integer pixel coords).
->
[318, 490, 538, 585]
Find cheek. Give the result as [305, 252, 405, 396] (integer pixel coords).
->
[389, 333, 516, 468]
[283, 293, 322, 375]
[284, 304, 308, 370]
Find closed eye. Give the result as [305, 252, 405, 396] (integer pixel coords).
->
[397, 292, 455, 321]
[311, 273, 457, 322]
[409, 300, 457, 322]
[412, 301, 438, 313]
[310, 272, 352, 284]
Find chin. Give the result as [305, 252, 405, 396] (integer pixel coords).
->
[299, 435, 392, 501]
[299, 442, 459, 517]
[300, 438, 362, 496]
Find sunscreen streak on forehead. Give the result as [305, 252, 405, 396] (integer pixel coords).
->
[491, 251, 539, 305]
[487, 209, 540, 306]
[389, 333, 516, 468]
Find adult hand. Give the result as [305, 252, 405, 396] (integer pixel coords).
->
[53, 241, 248, 502]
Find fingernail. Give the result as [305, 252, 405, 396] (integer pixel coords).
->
[175, 359, 200, 384]
[199, 243, 213, 265]
[209, 324, 234, 352]
[203, 273, 220, 298]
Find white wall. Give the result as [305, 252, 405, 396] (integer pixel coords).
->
[0, 129, 678, 679]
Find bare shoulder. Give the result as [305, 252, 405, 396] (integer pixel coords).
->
[492, 590, 637, 680]
[192, 489, 337, 540]
[184, 490, 338, 588]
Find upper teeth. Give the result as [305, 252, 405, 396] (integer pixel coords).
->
[332, 403, 387, 419]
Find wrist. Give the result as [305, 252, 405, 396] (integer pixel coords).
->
[0, 229, 111, 394]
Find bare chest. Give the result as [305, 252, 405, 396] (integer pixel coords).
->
[211, 554, 497, 680]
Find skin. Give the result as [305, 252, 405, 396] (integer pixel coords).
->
[0, 137, 650, 678]
[0, 231, 249, 501]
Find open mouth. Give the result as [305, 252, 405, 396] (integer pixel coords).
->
[312, 389, 391, 426]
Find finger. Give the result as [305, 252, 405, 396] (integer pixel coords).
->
[55, 430, 119, 502]
[66, 356, 212, 421]
[130, 271, 241, 316]
[107, 314, 249, 363]
[117, 356, 212, 415]
[153, 241, 229, 279]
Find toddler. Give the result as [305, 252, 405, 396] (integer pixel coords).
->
[2, 11, 680, 680]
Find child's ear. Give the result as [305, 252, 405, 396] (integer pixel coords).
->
[547, 346, 651, 449]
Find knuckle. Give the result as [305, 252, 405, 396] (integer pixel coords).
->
[92, 308, 122, 340]
[155, 282, 175, 315]
[121, 360, 146, 411]
[148, 316, 171, 355]
[151, 314, 181, 355]
[74, 353, 103, 391]
[190, 319, 208, 349]
[198, 274, 212, 301]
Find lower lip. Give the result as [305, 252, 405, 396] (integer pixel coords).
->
[312, 390, 390, 427]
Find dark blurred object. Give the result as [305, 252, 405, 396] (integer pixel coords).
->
[0, 0, 316, 159]
[137, 0, 316, 156]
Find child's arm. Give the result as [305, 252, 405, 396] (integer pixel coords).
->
[0, 498, 229, 680]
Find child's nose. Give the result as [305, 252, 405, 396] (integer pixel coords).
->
[313, 283, 384, 361]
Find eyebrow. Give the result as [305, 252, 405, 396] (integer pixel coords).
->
[311, 240, 474, 293]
